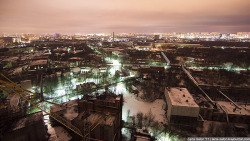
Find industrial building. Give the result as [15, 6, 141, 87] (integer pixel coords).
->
[165, 87, 200, 126]
[0, 111, 47, 141]
[215, 101, 250, 124]
[50, 94, 123, 141]
[20, 80, 32, 91]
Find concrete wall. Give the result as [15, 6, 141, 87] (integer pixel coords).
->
[165, 88, 172, 121]
[171, 105, 200, 118]
[165, 87, 200, 122]
[200, 107, 250, 124]
[74, 95, 123, 141]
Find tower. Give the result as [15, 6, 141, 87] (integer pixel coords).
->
[113, 32, 114, 42]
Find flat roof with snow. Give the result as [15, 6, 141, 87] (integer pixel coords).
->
[7, 94, 20, 109]
[217, 101, 250, 115]
[30, 60, 47, 66]
[165, 87, 199, 107]
[12, 112, 44, 131]
[50, 100, 78, 113]
[86, 113, 115, 126]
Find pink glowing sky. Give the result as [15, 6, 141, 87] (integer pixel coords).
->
[0, 0, 249, 34]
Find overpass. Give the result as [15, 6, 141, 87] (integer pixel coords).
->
[181, 65, 215, 105]
[161, 52, 170, 65]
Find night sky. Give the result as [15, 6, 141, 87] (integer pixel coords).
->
[0, 0, 250, 34]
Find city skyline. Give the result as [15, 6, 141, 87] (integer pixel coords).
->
[0, 0, 250, 34]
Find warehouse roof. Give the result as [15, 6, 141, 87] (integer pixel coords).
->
[165, 87, 199, 107]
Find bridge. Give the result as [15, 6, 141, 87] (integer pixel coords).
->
[161, 52, 171, 65]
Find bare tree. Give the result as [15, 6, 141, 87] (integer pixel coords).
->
[136, 112, 143, 128]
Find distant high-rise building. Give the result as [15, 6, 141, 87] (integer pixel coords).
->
[226, 34, 230, 40]
[53, 33, 61, 38]
[154, 35, 160, 40]
[218, 34, 222, 39]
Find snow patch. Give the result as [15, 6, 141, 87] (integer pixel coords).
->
[123, 94, 167, 123]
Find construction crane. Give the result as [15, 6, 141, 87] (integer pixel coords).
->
[0, 73, 112, 140]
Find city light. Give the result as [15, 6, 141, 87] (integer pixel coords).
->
[0, 0, 249, 140]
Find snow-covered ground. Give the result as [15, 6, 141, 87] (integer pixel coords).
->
[48, 126, 72, 141]
[122, 92, 177, 141]
[44, 115, 72, 141]
[122, 93, 167, 124]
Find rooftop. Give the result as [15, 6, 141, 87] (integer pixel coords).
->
[217, 101, 250, 115]
[30, 60, 47, 66]
[7, 94, 20, 110]
[50, 100, 78, 113]
[11, 111, 44, 131]
[86, 113, 115, 127]
[166, 87, 199, 107]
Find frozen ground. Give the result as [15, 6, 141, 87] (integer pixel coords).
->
[44, 115, 72, 141]
[112, 81, 166, 124]
[121, 93, 185, 141]
[122, 93, 167, 124]
[48, 126, 72, 141]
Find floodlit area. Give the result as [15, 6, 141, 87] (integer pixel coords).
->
[122, 94, 166, 123]
[1, 36, 250, 140]
[21, 44, 185, 140]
